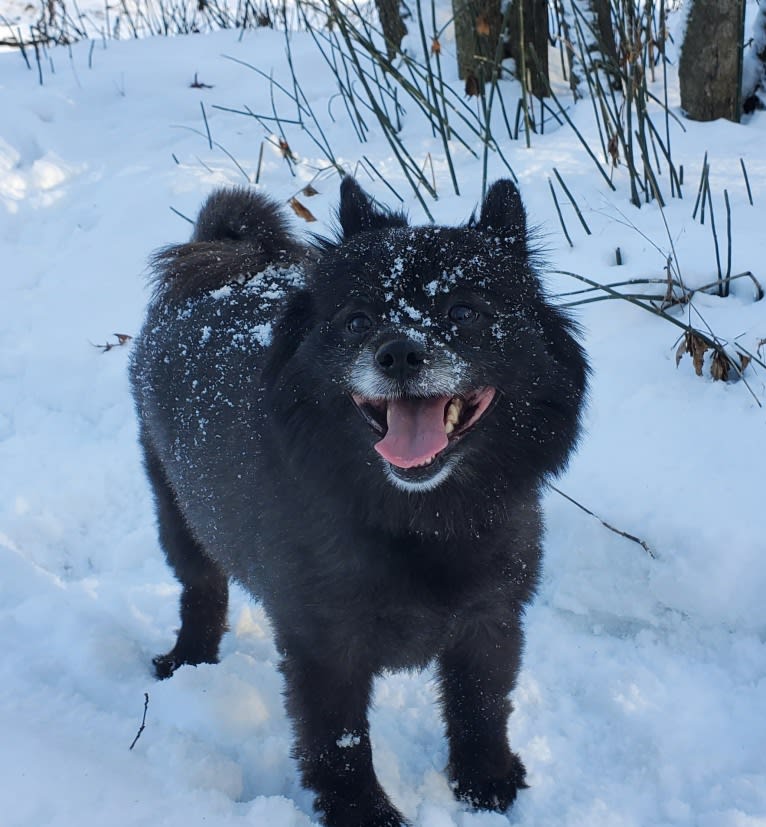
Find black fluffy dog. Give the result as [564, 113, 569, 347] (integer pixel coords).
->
[130, 178, 588, 827]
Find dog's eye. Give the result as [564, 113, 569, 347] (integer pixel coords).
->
[448, 304, 479, 325]
[346, 312, 373, 335]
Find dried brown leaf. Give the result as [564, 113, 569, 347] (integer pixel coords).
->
[677, 331, 710, 376]
[607, 133, 620, 167]
[739, 353, 752, 372]
[289, 197, 317, 223]
[278, 139, 296, 161]
[689, 333, 708, 376]
[710, 350, 730, 381]
[431, 37, 441, 56]
[475, 14, 491, 36]
[464, 71, 480, 98]
[302, 184, 319, 197]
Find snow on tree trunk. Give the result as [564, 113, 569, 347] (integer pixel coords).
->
[679, 0, 746, 122]
[743, 4, 766, 114]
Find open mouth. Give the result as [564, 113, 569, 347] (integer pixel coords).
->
[351, 387, 497, 475]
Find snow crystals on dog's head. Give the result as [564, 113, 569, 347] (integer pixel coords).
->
[311, 177, 541, 353]
[302, 179, 543, 492]
[267, 178, 586, 502]
[473, 178, 528, 247]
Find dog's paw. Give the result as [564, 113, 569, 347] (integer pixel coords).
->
[317, 788, 407, 827]
[449, 751, 528, 812]
[152, 652, 182, 680]
[152, 647, 218, 680]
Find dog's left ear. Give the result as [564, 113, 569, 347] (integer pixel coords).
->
[475, 179, 527, 244]
[339, 177, 408, 239]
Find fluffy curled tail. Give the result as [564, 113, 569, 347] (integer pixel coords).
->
[191, 187, 295, 246]
[151, 187, 305, 303]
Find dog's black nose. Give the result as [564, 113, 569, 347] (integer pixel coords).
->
[375, 339, 428, 381]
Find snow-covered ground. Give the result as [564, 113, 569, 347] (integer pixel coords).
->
[1, 6, 765, 827]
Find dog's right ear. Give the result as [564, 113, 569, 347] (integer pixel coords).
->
[475, 179, 527, 245]
[338, 177, 408, 239]
[261, 289, 315, 390]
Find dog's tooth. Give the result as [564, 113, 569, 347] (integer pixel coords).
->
[445, 420, 455, 435]
[445, 399, 461, 428]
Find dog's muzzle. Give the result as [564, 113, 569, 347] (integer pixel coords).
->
[351, 388, 497, 470]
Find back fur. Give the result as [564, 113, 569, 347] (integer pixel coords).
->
[152, 187, 306, 303]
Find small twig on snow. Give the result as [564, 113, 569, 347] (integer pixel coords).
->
[91, 333, 132, 353]
[551, 485, 656, 559]
[129, 693, 149, 751]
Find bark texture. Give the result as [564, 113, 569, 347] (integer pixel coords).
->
[374, 0, 407, 60]
[452, 0, 503, 83]
[507, 0, 549, 98]
[589, 0, 618, 71]
[679, 0, 746, 122]
[451, 0, 549, 96]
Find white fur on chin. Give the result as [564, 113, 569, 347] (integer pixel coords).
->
[382, 455, 458, 493]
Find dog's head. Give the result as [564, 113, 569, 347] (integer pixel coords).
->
[265, 179, 587, 518]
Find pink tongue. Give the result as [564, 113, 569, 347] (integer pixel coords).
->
[374, 396, 450, 469]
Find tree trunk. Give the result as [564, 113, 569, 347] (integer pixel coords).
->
[679, 0, 746, 122]
[451, 0, 548, 96]
[452, 0, 503, 84]
[374, 0, 407, 60]
[506, 0, 549, 98]
[589, 0, 618, 72]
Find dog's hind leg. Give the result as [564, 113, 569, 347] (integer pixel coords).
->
[437, 611, 528, 812]
[141, 435, 229, 680]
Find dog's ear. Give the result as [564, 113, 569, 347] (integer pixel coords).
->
[475, 179, 527, 244]
[338, 177, 408, 238]
[261, 289, 315, 390]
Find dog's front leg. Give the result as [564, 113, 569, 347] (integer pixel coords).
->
[437, 614, 528, 812]
[280, 652, 405, 827]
